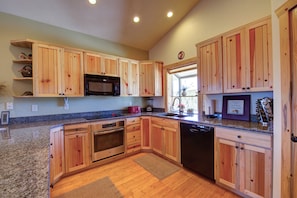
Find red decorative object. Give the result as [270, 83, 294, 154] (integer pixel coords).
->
[178, 51, 185, 60]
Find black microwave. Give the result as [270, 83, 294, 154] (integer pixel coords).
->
[84, 74, 120, 96]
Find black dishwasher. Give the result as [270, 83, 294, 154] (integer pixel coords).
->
[180, 122, 214, 181]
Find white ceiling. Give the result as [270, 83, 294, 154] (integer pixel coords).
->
[0, 0, 200, 51]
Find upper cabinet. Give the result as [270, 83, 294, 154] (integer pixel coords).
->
[139, 61, 163, 96]
[119, 58, 139, 96]
[196, 36, 223, 94]
[223, 17, 272, 93]
[33, 43, 84, 97]
[84, 52, 119, 77]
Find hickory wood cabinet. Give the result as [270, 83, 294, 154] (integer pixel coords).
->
[139, 61, 163, 96]
[196, 36, 223, 94]
[33, 43, 84, 97]
[141, 116, 151, 150]
[223, 16, 273, 93]
[84, 52, 119, 77]
[151, 117, 179, 162]
[49, 126, 64, 187]
[215, 127, 272, 198]
[64, 123, 90, 173]
[126, 117, 141, 154]
[11, 40, 84, 97]
[119, 58, 139, 96]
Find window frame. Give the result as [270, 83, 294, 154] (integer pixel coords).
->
[163, 57, 200, 113]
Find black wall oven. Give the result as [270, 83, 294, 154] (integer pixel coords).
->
[90, 119, 125, 162]
[84, 74, 120, 96]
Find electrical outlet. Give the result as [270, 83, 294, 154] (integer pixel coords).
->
[6, 102, 13, 110]
[32, 104, 38, 112]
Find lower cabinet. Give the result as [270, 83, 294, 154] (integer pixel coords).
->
[215, 127, 272, 198]
[64, 123, 90, 173]
[126, 117, 141, 154]
[141, 116, 151, 150]
[151, 117, 180, 162]
[50, 126, 64, 186]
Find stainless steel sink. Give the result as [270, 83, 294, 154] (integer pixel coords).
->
[160, 113, 189, 118]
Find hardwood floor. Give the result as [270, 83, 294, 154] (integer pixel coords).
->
[50, 153, 240, 198]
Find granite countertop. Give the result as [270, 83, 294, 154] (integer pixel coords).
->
[0, 112, 273, 197]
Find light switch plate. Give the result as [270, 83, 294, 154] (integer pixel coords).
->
[32, 104, 38, 112]
[6, 102, 13, 110]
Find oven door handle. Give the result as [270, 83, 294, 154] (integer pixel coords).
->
[93, 128, 124, 135]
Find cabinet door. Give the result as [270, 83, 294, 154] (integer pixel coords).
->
[223, 29, 246, 93]
[102, 55, 119, 76]
[241, 144, 272, 198]
[84, 53, 104, 74]
[63, 49, 84, 96]
[139, 61, 163, 96]
[163, 126, 178, 162]
[246, 18, 273, 92]
[64, 132, 89, 173]
[50, 126, 64, 186]
[217, 138, 238, 190]
[151, 123, 163, 154]
[141, 116, 151, 149]
[33, 43, 61, 96]
[197, 37, 223, 94]
[119, 59, 139, 96]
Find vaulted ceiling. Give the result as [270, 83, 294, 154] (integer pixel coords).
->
[0, 0, 201, 50]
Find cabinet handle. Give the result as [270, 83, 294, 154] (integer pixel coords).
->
[246, 87, 250, 90]
[250, 179, 254, 182]
[237, 135, 241, 138]
[242, 87, 245, 90]
[240, 147, 244, 150]
[235, 146, 239, 149]
[50, 154, 53, 158]
[264, 79, 268, 82]
[50, 143, 53, 146]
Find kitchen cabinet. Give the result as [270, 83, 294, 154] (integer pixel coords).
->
[196, 36, 223, 94]
[33, 43, 84, 97]
[126, 117, 141, 154]
[10, 39, 34, 97]
[139, 61, 163, 96]
[223, 17, 272, 93]
[141, 116, 151, 150]
[119, 58, 139, 96]
[64, 123, 90, 173]
[215, 127, 272, 198]
[151, 117, 179, 162]
[49, 126, 64, 187]
[84, 52, 119, 77]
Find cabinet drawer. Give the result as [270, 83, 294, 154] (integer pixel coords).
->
[127, 131, 141, 144]
[127, 145, 141, 153]
[126, 117, 140, 125]
[216, 127, 272, 148]
[64, 123, 89, 135]
[151, 117, 178, 128]
[126, 124, 141, 132]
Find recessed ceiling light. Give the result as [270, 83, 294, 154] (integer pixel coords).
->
[133, 16, 140, 23]
[167, 11, 173, 18]
[89, 0, 96, 5]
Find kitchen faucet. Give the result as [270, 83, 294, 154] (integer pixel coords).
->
[171, 96, 182, 113]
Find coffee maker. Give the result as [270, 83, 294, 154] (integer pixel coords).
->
[146, 98, 153, 112]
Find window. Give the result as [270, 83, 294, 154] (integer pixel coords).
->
[166, 63, 198, 114]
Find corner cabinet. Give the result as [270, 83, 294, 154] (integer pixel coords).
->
[223, 17, 273, 93]
[151, 117, 180, 162]
[139, 61, 163, 96]
[196, 36, 223, 94]
[64, 123, 90, 173]
[119, 58, 139, 96]
[141, 116, 151, 150]
[84, 52, 119, 77]
[215, 127, 272, 198]
[33, 44, 84, 97]
[50, 126, 64, 187]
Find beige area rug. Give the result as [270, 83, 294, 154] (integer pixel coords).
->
[56, 176, 123, 198]
[134, 154, 180, 180]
